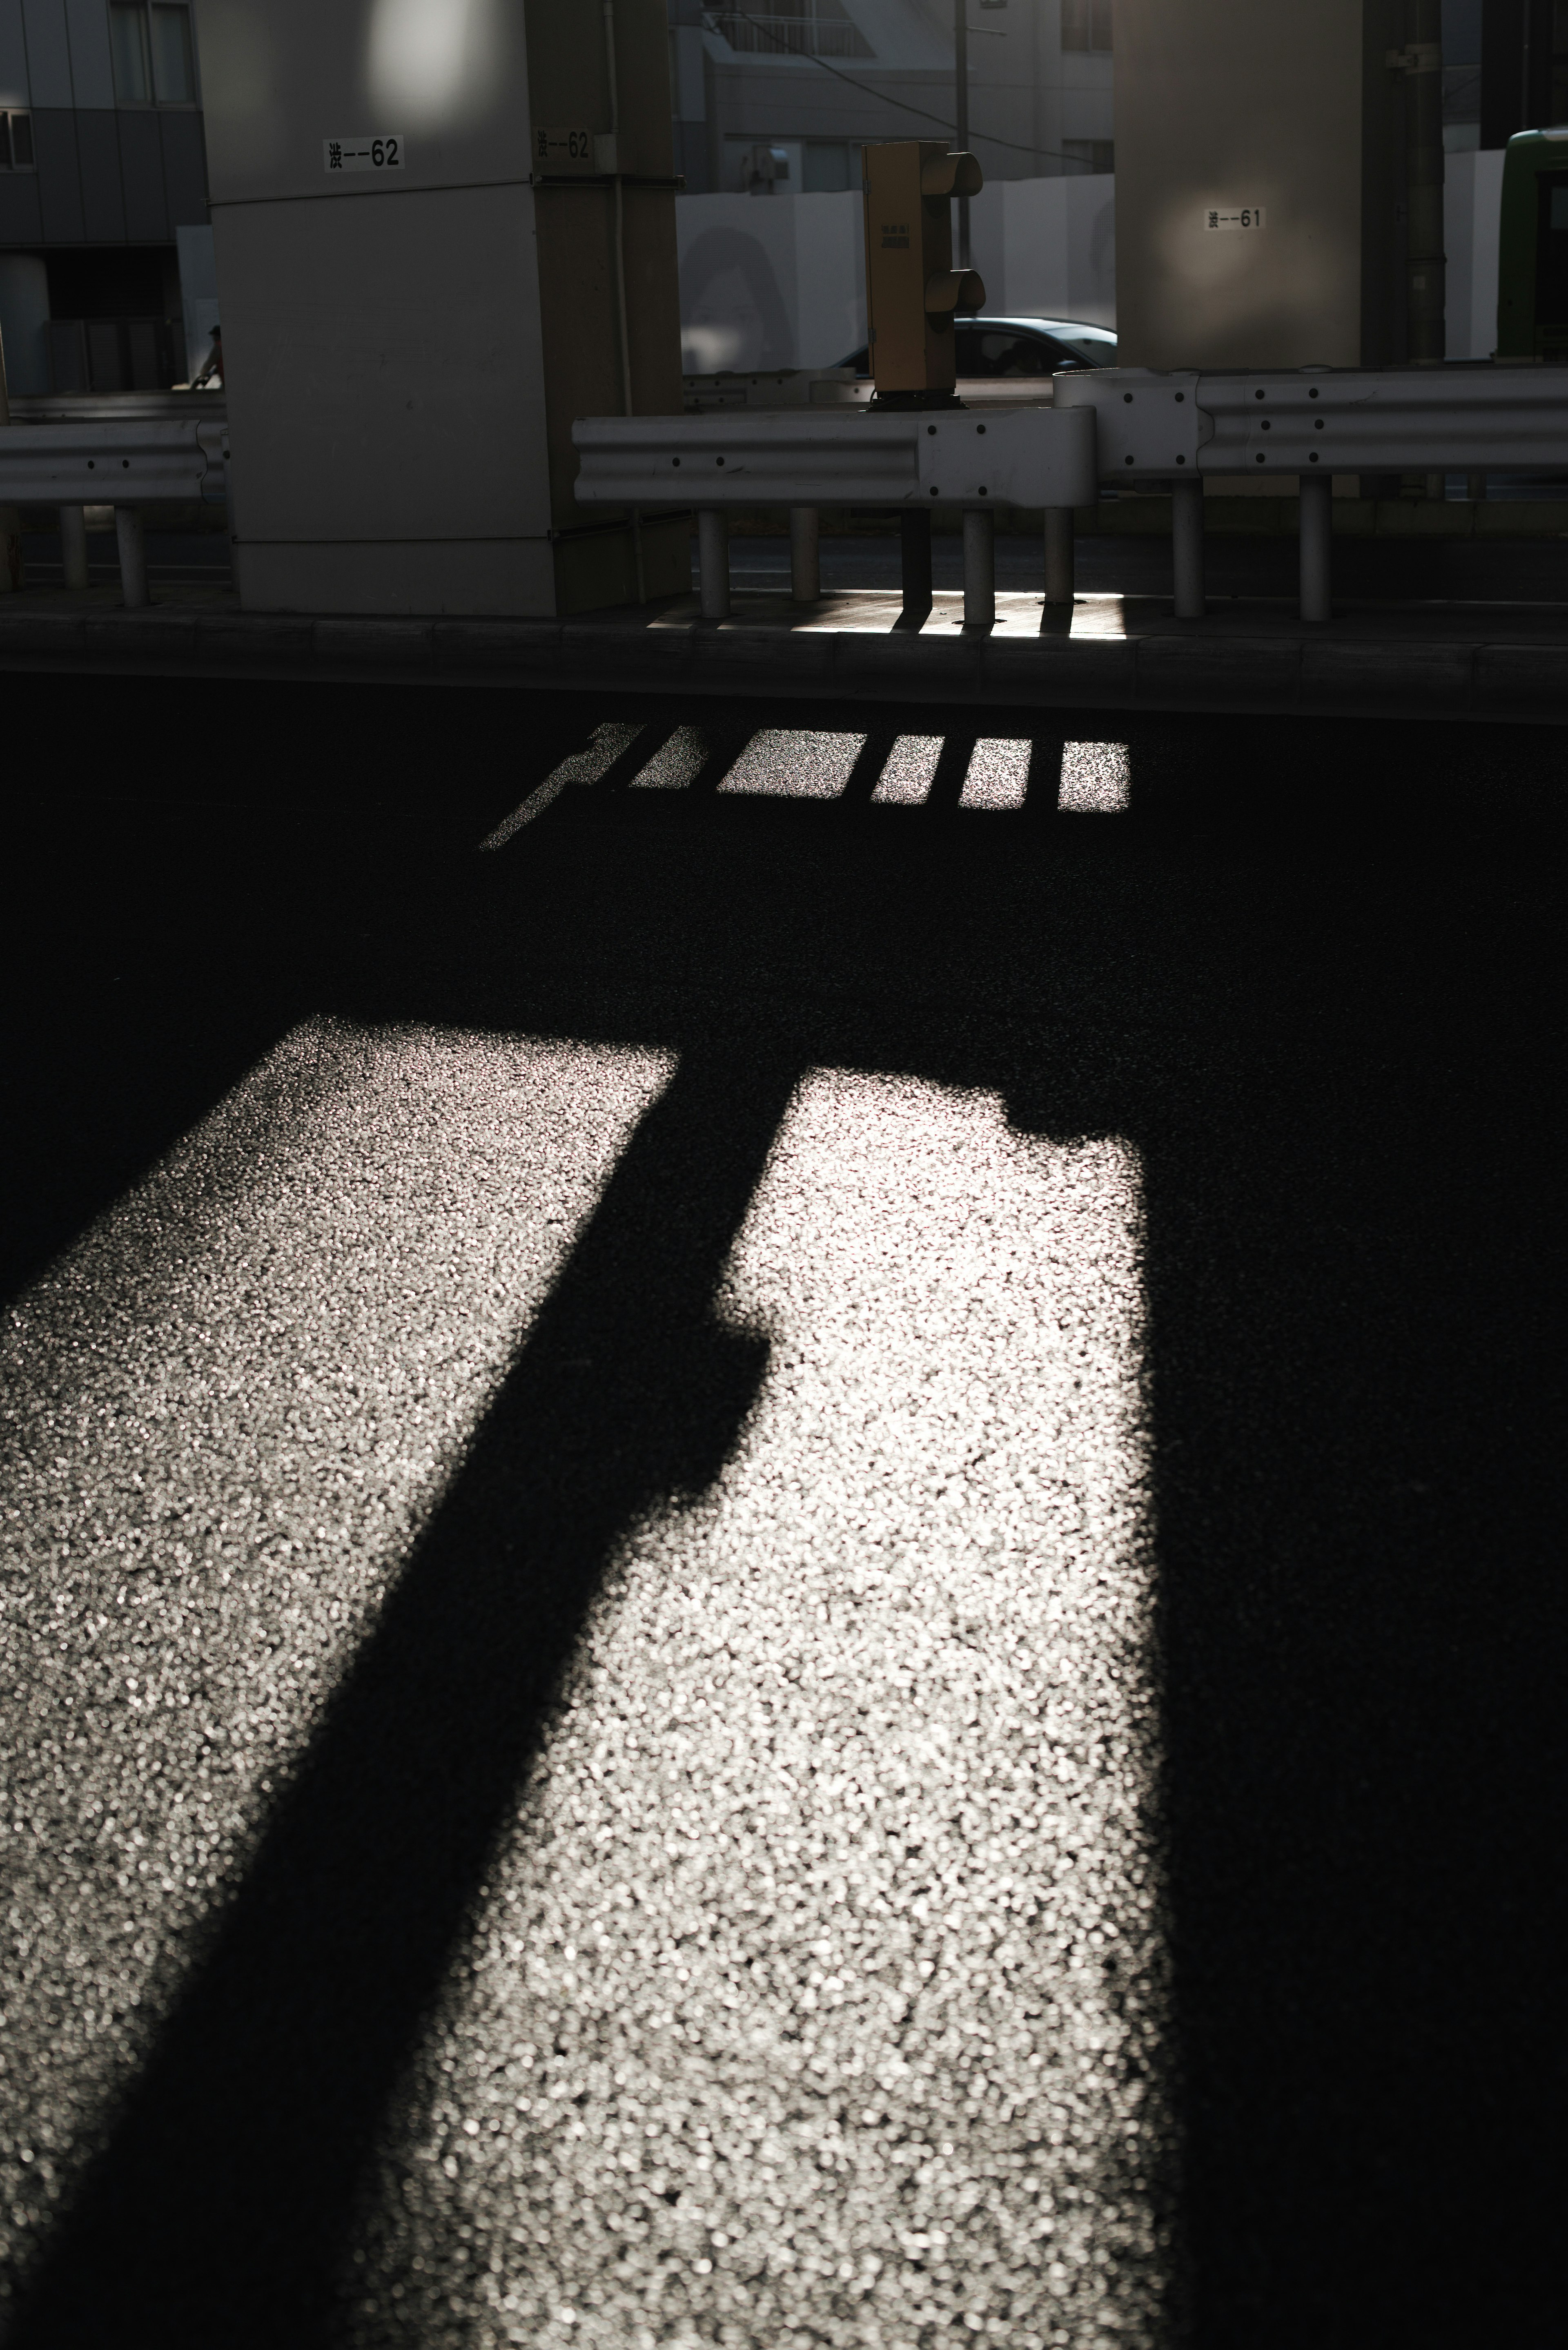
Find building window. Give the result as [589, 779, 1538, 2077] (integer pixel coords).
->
[110, 1, 197, 105]
[705, 2, 873, 62]
[1062, 138, 1114, 174]
[0, 110, 34, 168]
[1061, 0, 1112, 55]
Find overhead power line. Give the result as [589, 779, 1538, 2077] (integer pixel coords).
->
[704, 8, 1105, 169]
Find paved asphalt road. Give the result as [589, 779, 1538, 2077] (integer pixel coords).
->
[0, 678, 1561, 2349]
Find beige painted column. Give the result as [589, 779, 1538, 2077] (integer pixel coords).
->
[1112, 0, 1379, 369]
[193, 0, 683, 618]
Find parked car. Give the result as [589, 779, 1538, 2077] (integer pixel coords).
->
[837, 316, 1117, 377]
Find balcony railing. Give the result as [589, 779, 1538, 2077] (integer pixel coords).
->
[706, 7, 873, 60]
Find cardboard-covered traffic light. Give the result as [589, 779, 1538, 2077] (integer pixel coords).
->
[861, 141, 985, 402]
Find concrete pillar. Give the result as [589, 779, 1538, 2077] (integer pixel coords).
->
[1113, 0, 1397, 368]
[192, 0, 686, 617]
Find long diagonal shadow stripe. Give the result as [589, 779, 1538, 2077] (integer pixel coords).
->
[10, 1040, 803, 2350]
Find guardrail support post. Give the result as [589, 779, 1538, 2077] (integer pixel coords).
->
[59, 504, 89, 591]
[1172, 476, 1205, 619]
[1044, 506, 1074, 605]
[900, 509, 932, 618]
[963, 507, 995, 627]
[114, 505, 148, 611]
[789, 506, 819, 603]
[1298, 474, 1332, 623]
[697, 507, 729, 620]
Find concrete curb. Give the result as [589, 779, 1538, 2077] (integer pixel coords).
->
[2, 601, 1566, 724]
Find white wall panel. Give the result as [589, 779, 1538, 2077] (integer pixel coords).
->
[675, 174, 1116, 372]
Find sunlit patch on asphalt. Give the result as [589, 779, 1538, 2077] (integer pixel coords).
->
[628, 725, 717, 790]
[717, 731, 867, 798]
[478, 724, 646, 848]
[358, 1074, 1174, 2350]
[871, 734, 944, 805]
[0, 1022, 672, 2285]
[1058, 743, 1131, 814]
[959, 738, 1032, 811]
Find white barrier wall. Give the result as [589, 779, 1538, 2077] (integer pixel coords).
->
[677, 174, 1116, 372]
[677, 190, 866, 372]
[967, 175, 1117, 337]
[676, 163, 1498, 372]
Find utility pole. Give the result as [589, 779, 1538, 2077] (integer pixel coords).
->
[955, 0, 970, 267]
[1393, 0, 1446, 363]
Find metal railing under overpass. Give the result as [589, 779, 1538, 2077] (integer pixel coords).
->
[575, 361, 1568, 624]
[0, 417, 227, 608]
[5, 366, 1566, 623]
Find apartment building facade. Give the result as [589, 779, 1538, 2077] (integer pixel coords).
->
[669, 0, 1114, 196]
[0, 0, 210, 396]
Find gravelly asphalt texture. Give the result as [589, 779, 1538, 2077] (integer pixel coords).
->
[0, 678, 1561, 2350]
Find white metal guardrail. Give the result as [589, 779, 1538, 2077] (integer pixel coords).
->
[574, 406, 1096, 622]
[1055, 362, 1568, 620]
[575, 408, 1095, 506]
[1055, 363, 1568, 477]
[578, 362, 1568, 624]
[0, 420, 227, 608]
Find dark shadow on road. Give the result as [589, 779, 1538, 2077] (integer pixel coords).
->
[3, 689, 1562, 2345]
[0, 676, 638, 1310]
[7, 1035, 795, 2348]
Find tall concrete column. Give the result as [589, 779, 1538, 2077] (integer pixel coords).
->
[192, 0, 684, 617]
[1112, 0, 1403, 368]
